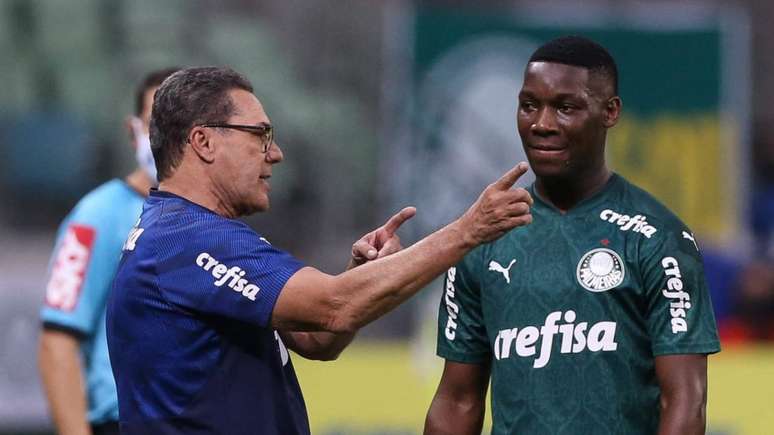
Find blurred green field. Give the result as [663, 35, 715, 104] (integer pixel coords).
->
[294, 342, 773, 435]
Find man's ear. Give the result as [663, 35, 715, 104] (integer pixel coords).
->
[603, 96, 622, 128]
[188, 126, 216, 163]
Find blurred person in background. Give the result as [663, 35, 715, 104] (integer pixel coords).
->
[713, 124, 774, 344]
[425, 36, 720, 435]
[718, 260, 774, 343]
[751, 129, 774, 259]
[37, 67, 178, 435]
[106, 66, 534, 435]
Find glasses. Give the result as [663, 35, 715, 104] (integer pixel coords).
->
[199, 122, 274, 153]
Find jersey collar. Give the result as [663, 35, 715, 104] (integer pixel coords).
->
[529, 173, 623, 216]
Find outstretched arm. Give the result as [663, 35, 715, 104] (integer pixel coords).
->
[281, 207, 416, 360]
[425, 361, 491, 435]
[271, 162, 534, 334]
[655, 354, 709, 435]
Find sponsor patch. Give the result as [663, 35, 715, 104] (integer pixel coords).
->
[196, 252, 261, 301]
[599, 209, 657, 238]
[661, 257, 692, 333]
[493, 310, 618, 368]
[45, 225, 96, 311]
[443, 267, 459, 341]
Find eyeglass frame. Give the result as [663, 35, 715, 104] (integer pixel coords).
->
[198, 122, 274, 153]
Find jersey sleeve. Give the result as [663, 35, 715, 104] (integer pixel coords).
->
[40, 204, 121, 336]
[640, 226, 721, 356]
[159, 222, 304, 328]
[436, 246, 490, 363]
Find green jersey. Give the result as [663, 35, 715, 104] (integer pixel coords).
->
[436, 174, 720, 435]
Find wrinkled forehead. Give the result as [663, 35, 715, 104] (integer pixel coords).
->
[227, 89, 270, 124]
[520, 61, 604, 99]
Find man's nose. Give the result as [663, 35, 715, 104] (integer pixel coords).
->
[531, 108, 559, 136]
[265, 142, 284, 163]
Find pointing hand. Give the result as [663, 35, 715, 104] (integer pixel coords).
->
[457, 162, 533, 246]
[348, 206, 417, 269]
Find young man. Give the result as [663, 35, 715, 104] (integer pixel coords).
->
[425, 36, 720, 435]
[37, 68, 177, 435]
[106, 66, 534, 435]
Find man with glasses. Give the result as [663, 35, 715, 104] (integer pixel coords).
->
[198, 122, 274, 151]
[38, 67, 178, 435]
[106, 66, 534, 434]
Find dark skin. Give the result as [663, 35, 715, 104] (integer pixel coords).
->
[518, 61, 619, 212]
[424, 62, 709, 435]
[424, 361, 490, 435]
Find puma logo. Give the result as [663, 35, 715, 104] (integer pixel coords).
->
[682, 231, 699, 251]
[489, 259, 517, 284]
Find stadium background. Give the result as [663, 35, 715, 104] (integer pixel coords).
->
[0, 0, 772, 434]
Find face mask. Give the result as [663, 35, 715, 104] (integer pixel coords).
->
[131, 117, 158, 183]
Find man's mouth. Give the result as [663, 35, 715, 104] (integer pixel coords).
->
[528, 142, 565, 151]
[526, 143, 568, 162]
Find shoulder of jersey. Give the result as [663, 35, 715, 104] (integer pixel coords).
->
[66, 180, 135, 222]
[601, 177, 691, 240]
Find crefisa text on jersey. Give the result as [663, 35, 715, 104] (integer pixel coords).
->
[599, 209, 657, 238]
[493, 310, 618, 369]
[444, 267, 459, 341]
[196, 252, 260, 301]
[661, 256, 692, 333]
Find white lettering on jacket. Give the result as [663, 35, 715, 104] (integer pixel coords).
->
[196, 252, 260, 301]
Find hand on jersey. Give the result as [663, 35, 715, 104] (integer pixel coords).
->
[348, 206, 417, 268]
[458, 162, 534, 245]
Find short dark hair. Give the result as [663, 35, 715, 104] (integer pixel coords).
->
[134, 67, 180, 116]
[528, 35, 618, 94]
[150, 66, 254, 181]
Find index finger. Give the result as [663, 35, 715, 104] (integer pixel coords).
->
[381, 206, 417, 236]
[492, 161, 529, 190]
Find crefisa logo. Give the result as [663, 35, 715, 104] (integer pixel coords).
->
[493, 310, 618, 368]
[576, 248, 625, 292]
[196, 252, 260, 301]
[443, 267, 459, 341]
